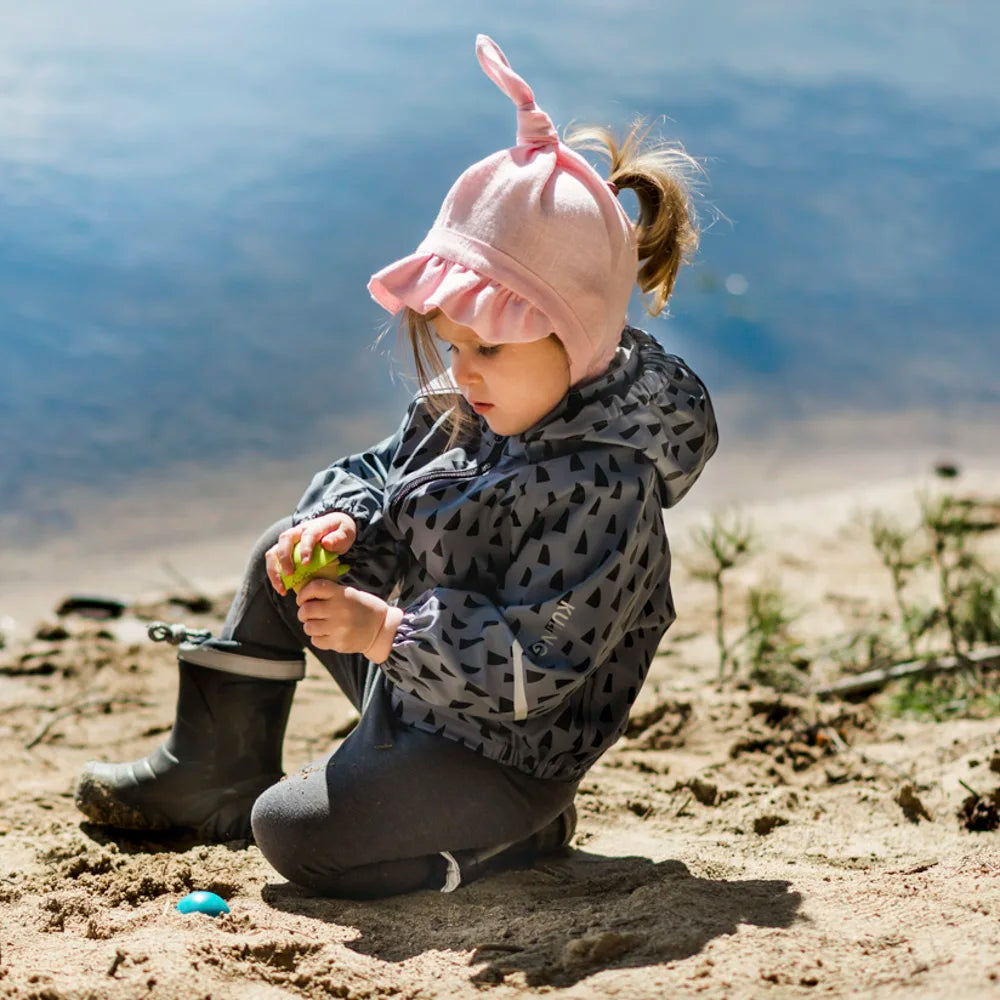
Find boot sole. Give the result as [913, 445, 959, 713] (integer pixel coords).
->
[75, 772, 174, 832]
[75, 771, 271, 841]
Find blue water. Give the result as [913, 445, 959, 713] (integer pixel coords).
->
[2, 1, 998, 536]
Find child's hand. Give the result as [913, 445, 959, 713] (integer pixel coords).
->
[296, 580, 399, 662]
[266, 512, 357, 596]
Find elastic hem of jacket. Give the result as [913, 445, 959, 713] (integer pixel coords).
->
[179, 643, 305, 681]
[293, 502, 369, 530]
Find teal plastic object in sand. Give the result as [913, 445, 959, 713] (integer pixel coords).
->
[176, 890, 230, 916]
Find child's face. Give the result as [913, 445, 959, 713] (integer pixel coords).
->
[431, 313, 570, 436]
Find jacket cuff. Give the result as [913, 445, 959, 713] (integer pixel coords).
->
[295, 505, 362, 530]
[365, 605, 405, 664]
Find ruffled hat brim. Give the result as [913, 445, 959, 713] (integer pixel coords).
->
[367, 252, 555, 345]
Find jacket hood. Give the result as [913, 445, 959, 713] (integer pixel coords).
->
[503, 326, 718, 506]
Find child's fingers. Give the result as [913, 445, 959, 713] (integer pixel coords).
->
[275, 527, 302, 575]
[295, 577, 341, 607]
[320, 525, 353, 554]
[299, 517, 340, 562]
[264, 548, 288, 596]
[297, 531, 317, 564]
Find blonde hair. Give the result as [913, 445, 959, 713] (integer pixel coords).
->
[394, 120, 700, 441]
[567, 119, 700, 317]
[406, 307, 475, 444]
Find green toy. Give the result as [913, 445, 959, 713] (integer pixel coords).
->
[280, 542, 349, 594]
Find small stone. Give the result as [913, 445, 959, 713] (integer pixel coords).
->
[561, 932, 641, 970]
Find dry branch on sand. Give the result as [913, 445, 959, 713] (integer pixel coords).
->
[814, 644, 1000, 699]
[23, 695, 154, 750]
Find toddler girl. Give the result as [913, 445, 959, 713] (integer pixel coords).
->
[76, 35, 718, 898]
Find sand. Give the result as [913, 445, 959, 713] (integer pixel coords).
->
[1, 459, 999, 999]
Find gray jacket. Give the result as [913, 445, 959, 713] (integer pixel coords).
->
[295, 326, 718, 780]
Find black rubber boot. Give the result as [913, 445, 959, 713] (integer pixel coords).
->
[75, 659, 297, 841]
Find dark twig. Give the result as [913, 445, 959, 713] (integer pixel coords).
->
[24, 695, 153, 750]
[813, 645, 1000, 699]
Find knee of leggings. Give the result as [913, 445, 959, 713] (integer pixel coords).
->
[250, 781, 353, 888]
[235, 518, 294, 601]
[251, 784, 306, 883]
[251, 787, 439, 898]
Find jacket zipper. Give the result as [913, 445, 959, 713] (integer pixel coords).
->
[388, 439, 506, 517]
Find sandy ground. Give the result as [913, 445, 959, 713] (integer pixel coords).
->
[1, 463, 999, 999]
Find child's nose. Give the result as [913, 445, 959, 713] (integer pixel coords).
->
[451, 354, 482, 388]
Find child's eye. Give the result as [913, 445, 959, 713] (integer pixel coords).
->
[443, 343, 502, 358]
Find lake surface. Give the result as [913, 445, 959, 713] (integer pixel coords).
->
[2, 0, 998, 541]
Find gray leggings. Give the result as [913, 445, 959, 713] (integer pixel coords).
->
[210, 519, 578, 897]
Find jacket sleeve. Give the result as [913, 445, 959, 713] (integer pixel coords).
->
[379, 462, 673, 721]
[293, 397, 424, 597]
[294, 405, 411, 537]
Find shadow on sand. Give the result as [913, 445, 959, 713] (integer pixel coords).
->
[261, 849, 803, 988]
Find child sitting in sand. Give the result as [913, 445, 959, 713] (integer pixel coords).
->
[75, 34, 718, 898]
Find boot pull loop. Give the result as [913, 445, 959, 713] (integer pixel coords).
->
[147, 621, 212, 646]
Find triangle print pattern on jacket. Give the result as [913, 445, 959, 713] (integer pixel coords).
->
[295, 326, 718, 780]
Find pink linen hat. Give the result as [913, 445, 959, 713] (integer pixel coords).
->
[367, 34, 639, 386]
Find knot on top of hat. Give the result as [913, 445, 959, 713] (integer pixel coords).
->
[476, 34, 559, 148]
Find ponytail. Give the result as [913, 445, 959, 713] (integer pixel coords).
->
[567, 121, 700, 315]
